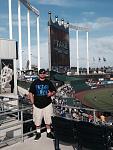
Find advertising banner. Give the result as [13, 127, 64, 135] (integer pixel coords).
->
[0, 59, 14, 94]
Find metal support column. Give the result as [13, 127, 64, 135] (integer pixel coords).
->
[27, 2, 31, 70]
[76, 30, 79, 75]
[37, 16, 40, 70]
[18, 0, 22, 71]
[86, 31, 89, 74]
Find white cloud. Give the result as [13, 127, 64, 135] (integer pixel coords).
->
[70, 17, 113, 37]
[92, 17, 113, 30]
[82, 11, 95, 17]
[70, 35, 113, 68]
[77, 17, 113, 31]
[91, 36, 113, 53]
[89, 36, 113, 67]
[38, 0, 72, 7]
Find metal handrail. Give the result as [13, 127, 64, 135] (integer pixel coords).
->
[53, 104, 96, 111]
[0, 96, 18, 100]
[53, 104, 98, 123]
[0, 107, 31, 116]
[0, 104, 33, 146]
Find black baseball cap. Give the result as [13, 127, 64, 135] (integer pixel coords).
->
[39, 68, 46, 74]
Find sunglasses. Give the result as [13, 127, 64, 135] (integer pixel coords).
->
[39, 72, 46, 74]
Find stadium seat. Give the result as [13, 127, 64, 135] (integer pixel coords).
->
[52, 116, 78, 150]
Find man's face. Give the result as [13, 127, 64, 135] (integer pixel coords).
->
[39, 72, 46, 80]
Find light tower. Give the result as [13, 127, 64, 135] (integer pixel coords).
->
[8, 0, 17, 95]
[18, 0, 22, 71]
[69, 24, 89, 75]
[19, 0, 40, 70]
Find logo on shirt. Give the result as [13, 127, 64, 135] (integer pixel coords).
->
[35, 84, 49, 96]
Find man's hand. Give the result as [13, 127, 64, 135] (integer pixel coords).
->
[28, 92, 34, 104]
[48, 90, 56, 97]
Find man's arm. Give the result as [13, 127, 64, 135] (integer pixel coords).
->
[28, 92, 34, 104]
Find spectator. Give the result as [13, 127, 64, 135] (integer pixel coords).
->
[100, 113, 106, 123]
[28, 69, 56, 140]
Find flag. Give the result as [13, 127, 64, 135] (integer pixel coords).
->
[98, 57, 101, 62]
[103, 57, 106, 61]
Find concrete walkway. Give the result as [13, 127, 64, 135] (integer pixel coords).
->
[1, 132, 74, 150]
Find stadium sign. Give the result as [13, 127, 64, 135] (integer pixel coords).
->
[48, 12, 70, 72]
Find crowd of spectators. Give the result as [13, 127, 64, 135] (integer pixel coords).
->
[56, 83, 75, 98]
[52, 84, 97, 122]
[52, 83, 113, 126]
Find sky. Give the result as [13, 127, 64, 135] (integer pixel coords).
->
[0, 0, 113, 69]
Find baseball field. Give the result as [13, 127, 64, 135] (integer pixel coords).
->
[76, 87, 113, 112]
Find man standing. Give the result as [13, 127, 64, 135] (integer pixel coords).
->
[29, 69, 56, 140]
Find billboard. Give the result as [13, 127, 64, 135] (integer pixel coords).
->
[0, 39, 18, 97]
[0, 59, 14, 94]
[48, 14, 70, 72]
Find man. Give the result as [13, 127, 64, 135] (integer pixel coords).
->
[29, 69, 56, 140]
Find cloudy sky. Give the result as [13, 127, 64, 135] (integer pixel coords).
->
[0, 0, 113, 69]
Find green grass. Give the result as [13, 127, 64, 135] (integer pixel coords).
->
[84, 87, 113, 112]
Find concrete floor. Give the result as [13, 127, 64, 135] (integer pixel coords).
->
[1, 132, 74, 150]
